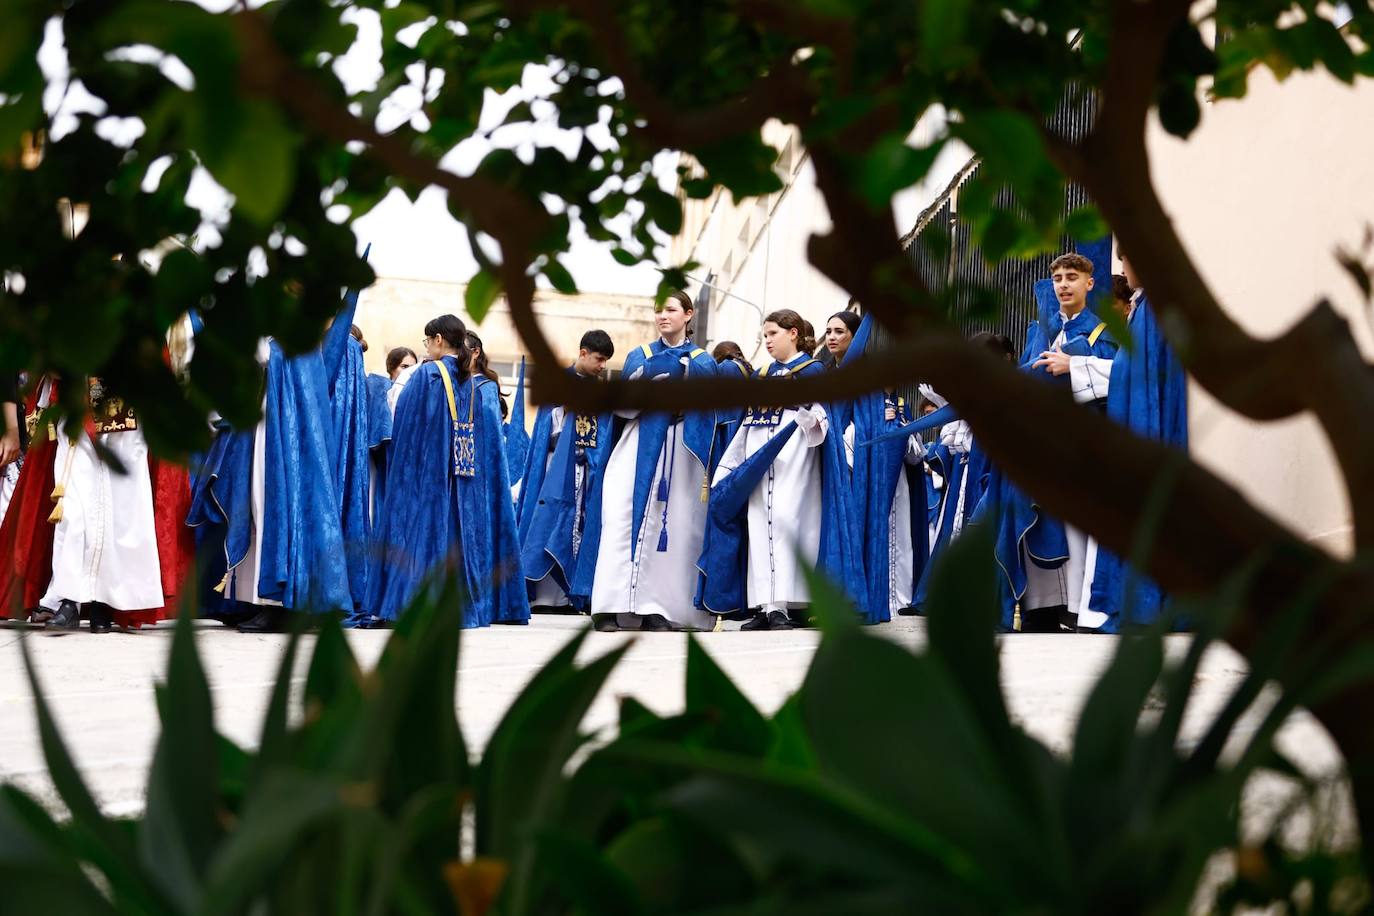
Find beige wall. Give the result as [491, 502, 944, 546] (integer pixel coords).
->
[354, 278, 657, 377]
[354, 278, 657, 426]
[1146, 66, 1374, 554]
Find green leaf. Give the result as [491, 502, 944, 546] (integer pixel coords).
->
[543, 257, 578, 294]
[531, 830, 644, 916]
[304, 610, 363, 712]
[138, 607, 222, 912]
[858, 135, 947, 209]
[605, 816, 754, 912]
[610, 247, 640, 266]
[685, 637, 775, 757]
[695, 137, 783, 200]
[1063, 206, 1109, 245]
[801, 625, 1057, 897]
[1069, 632, 1164, 789]
[465, 269, 502, 322]
[641, 187, 683, 235]
[197, 100, 300, 225]
[203, 770, 350, 916]
[476, 628, 630, 912]
[920, 0, 972, 69]
[381, 2, 434, 37]
[254, 620, 306, 779]
[0, 787, 116, 915]
[1157, 82, 1202, 138]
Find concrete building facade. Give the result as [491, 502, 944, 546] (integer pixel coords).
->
[354, 278, 658, 416]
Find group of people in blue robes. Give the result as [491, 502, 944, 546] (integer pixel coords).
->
[187, 238, 1186, 636]
[883, 247, 1189, 634]
[188, 291, 529, 631]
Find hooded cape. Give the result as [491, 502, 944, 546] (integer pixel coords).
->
[1086, 293, 1188, 631]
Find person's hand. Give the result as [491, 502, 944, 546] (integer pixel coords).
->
[884, 405, 897, 422]
[651, 372, 671, 382]
[0, 428, 19, 467]
[1032, 347, 1071, 376]
[918, 384, 947, 408]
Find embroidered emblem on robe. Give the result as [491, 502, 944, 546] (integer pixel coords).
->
[88, 378, 138, 434]
[455, 420, 476, 477]
[741, 405, 785, 428]
[573, 413, 598, 449]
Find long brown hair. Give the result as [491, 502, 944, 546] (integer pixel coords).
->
[465, 330, 508, 419]
[763, 309, 817, 355]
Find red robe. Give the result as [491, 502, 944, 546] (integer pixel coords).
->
[0, 385, 194, 626]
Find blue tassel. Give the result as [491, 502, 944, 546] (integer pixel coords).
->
[657, 523, 669, 552]
[656, 473, 669, 502]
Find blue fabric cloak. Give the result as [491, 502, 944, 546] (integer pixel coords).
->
[519, 394, 615, 610]
[367, 359, 530, 627]
[1085, 293, 1188, 631]
[844, 316, 929, 624]
[696, 353, 866, 618]
[504, 357, 530, 489]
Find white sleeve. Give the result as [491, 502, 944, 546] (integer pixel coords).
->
[388, 363, 418, 417]
[549, 405, 567, 436]
[1069, 355, 1113, 404]
[843, 422, 855, 469]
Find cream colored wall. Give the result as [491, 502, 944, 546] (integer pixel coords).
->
[353, 277, 657, 428]
[354, 278, 657, 377]
[1146, 66, 1374, 554]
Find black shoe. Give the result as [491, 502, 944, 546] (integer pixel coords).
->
[897, 605, 922, 617]
[1058, 608, 1079, 632]
[786, 608, 815, 629]
[1019, 606, 1063, 633]
[639, 613, 672, 632]
[237, 607, 288, 633]
[88, 604, 113, 634]
[28, 607, 53, 625]
[592, 613, 619, 632]
[45, 600, 80, 632]
[740, 611, 772, 631]
[766, 610, 793, 630]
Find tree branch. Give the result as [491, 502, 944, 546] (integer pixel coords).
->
[507, 0, 814, 149]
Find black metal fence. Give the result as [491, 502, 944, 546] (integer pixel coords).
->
[883, 87, 1102, 409]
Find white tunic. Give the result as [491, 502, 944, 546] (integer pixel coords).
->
[591, 417, 713, 629]
[41, 424, 163, 612]
[713, 404, 828, 611]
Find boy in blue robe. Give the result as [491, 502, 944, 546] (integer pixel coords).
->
[984, 251, 1119, 632]
[515, 329, 615, 611]
[364, 314, 530, 628]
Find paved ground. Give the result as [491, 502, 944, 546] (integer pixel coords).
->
[0, 615, 1349, 843]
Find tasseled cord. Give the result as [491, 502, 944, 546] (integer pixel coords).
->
[47, 438, 78, 524]
[655, 423, 679, 552]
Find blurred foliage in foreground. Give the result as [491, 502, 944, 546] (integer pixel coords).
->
[0, 531, 1365, 914]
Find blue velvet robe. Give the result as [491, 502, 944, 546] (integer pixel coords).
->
[258, 340, 354, 613]
[365, 372, 394, 518]
[367, 359, 530, 627]
[329, 337, 373, 612]
[1085, 294, 1188, 631]
[519, 393, 614, 610]
[504, 357, 530, 489]
[571, 339, 718, 601]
